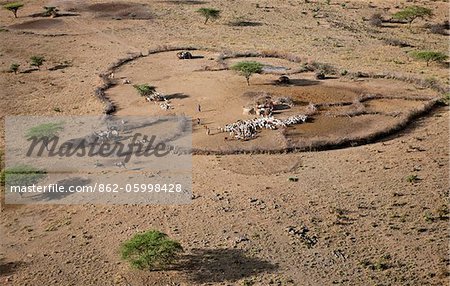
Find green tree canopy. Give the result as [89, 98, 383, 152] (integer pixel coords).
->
[26, 122, 64, 140]
[133, 84, 156, 96]
[231, 61, 264, 85]
[121, 230, 183, 270]
[196, 8, 221, 24]
[10, 63, 20, 74]
[26, 122, 64, 150]
[1, 165, 47, 189]
[410, 51, 448, 66]
[393, 6, 433, 25]
[30, 56, 45, 69]
[3, 2, 24, 18]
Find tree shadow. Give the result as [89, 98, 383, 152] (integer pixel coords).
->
[0, 258, 25, 276]
[179, 248, 278, 283]
[29, 12, 80, 18]
[166, 93, 190, 100]
[29, 177, 91, 201]
[163, 0, 208, 4]
[228, 21, 263, 27]
[267, 79, 321, 86]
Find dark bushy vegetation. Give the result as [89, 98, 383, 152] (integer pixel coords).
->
[410, 51, 448, 66]
[231, 61, 264, 85]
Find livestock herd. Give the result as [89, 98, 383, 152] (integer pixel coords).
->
[144, 92, 173, 110]
[223, 115, 308, 140]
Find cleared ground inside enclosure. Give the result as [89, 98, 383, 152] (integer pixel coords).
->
[1, 0, 448, 285]
[107, 50, 438, 152]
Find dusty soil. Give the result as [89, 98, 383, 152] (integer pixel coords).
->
[0, 0, 449, 285]
[8, 19, 65, 30]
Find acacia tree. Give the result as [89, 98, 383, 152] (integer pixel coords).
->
[393, 6, 433, 26]
[121, 230, 183, 270]
[43, 6, 59, 17]
[10, 63, 20, 74]
[30, 56, 45, 70]
[231, 61, 264, 85]
[1, 165, 47, 195]
[410, 51, 448, 66]
[133, 84, 156, 96]
[196, 8, 221, 24]
[26, 122, 64, 150]
[3, 2, 24, 18]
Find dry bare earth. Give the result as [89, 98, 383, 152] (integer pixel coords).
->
[0, 0, 449, 285]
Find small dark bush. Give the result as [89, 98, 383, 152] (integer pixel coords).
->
[383, 38, 412, 48]
[426, 22, 449, 35]
[315, 71, 325, 80]
[369, 13, 383, 27]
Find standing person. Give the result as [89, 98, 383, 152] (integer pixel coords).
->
[197, 104, 201, 112]
[197, 118, 201, 125]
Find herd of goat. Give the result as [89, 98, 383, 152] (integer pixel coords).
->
[223, 115, 308, 140]
[120, 51, 310, 140]
[144, 92, 173, 110]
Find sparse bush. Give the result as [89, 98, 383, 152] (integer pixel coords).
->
[369, 13, 383, 27]
[196, 8, 221, 24]
[309, 61, 337, 74]
[120, 230, 183, 270]
[9, 63, 20, 74]
[392, 6, 433, 26]
[406, 174, 419, 183]
[436, 204, 449, 220]
[43, 6, 59, 17]
[315, 71, 325, 80]
[231, 61, 263, 86]
[133, 84, 156, 96]
[425, 22, 449, 35]
[439, 93, 450, 106]
[410, 51, 448, 66]
[423, 211, 434, 222]
[26, 122, 64, 150]
[30, 56, 45, 69]
[3, 2, 24, 18]
[1, 165, 46, 188]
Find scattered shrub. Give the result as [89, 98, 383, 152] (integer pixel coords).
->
[30, 56, 45, 69]
[309, 61, 337, 74]
[9, 63, 20, 74]
[438, 93, 450, 106]
[43, 6, 59, 17]
[133, 84, 156, 96]
[369, 13, 383, 27]
[410, 50, 448, 66]
[1, 165, 47, 188]
[231, 61, 264, 85]
[3, 2, 24, 18]
[315, 71, 325, 80]
[120, 230, 183, 270]
[406, 174, 419, 183]
[383, 38, 412, 48]
[196, 8, 221, 24]
[392, 6, 433, 26]
[26, 122, 64, 150]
